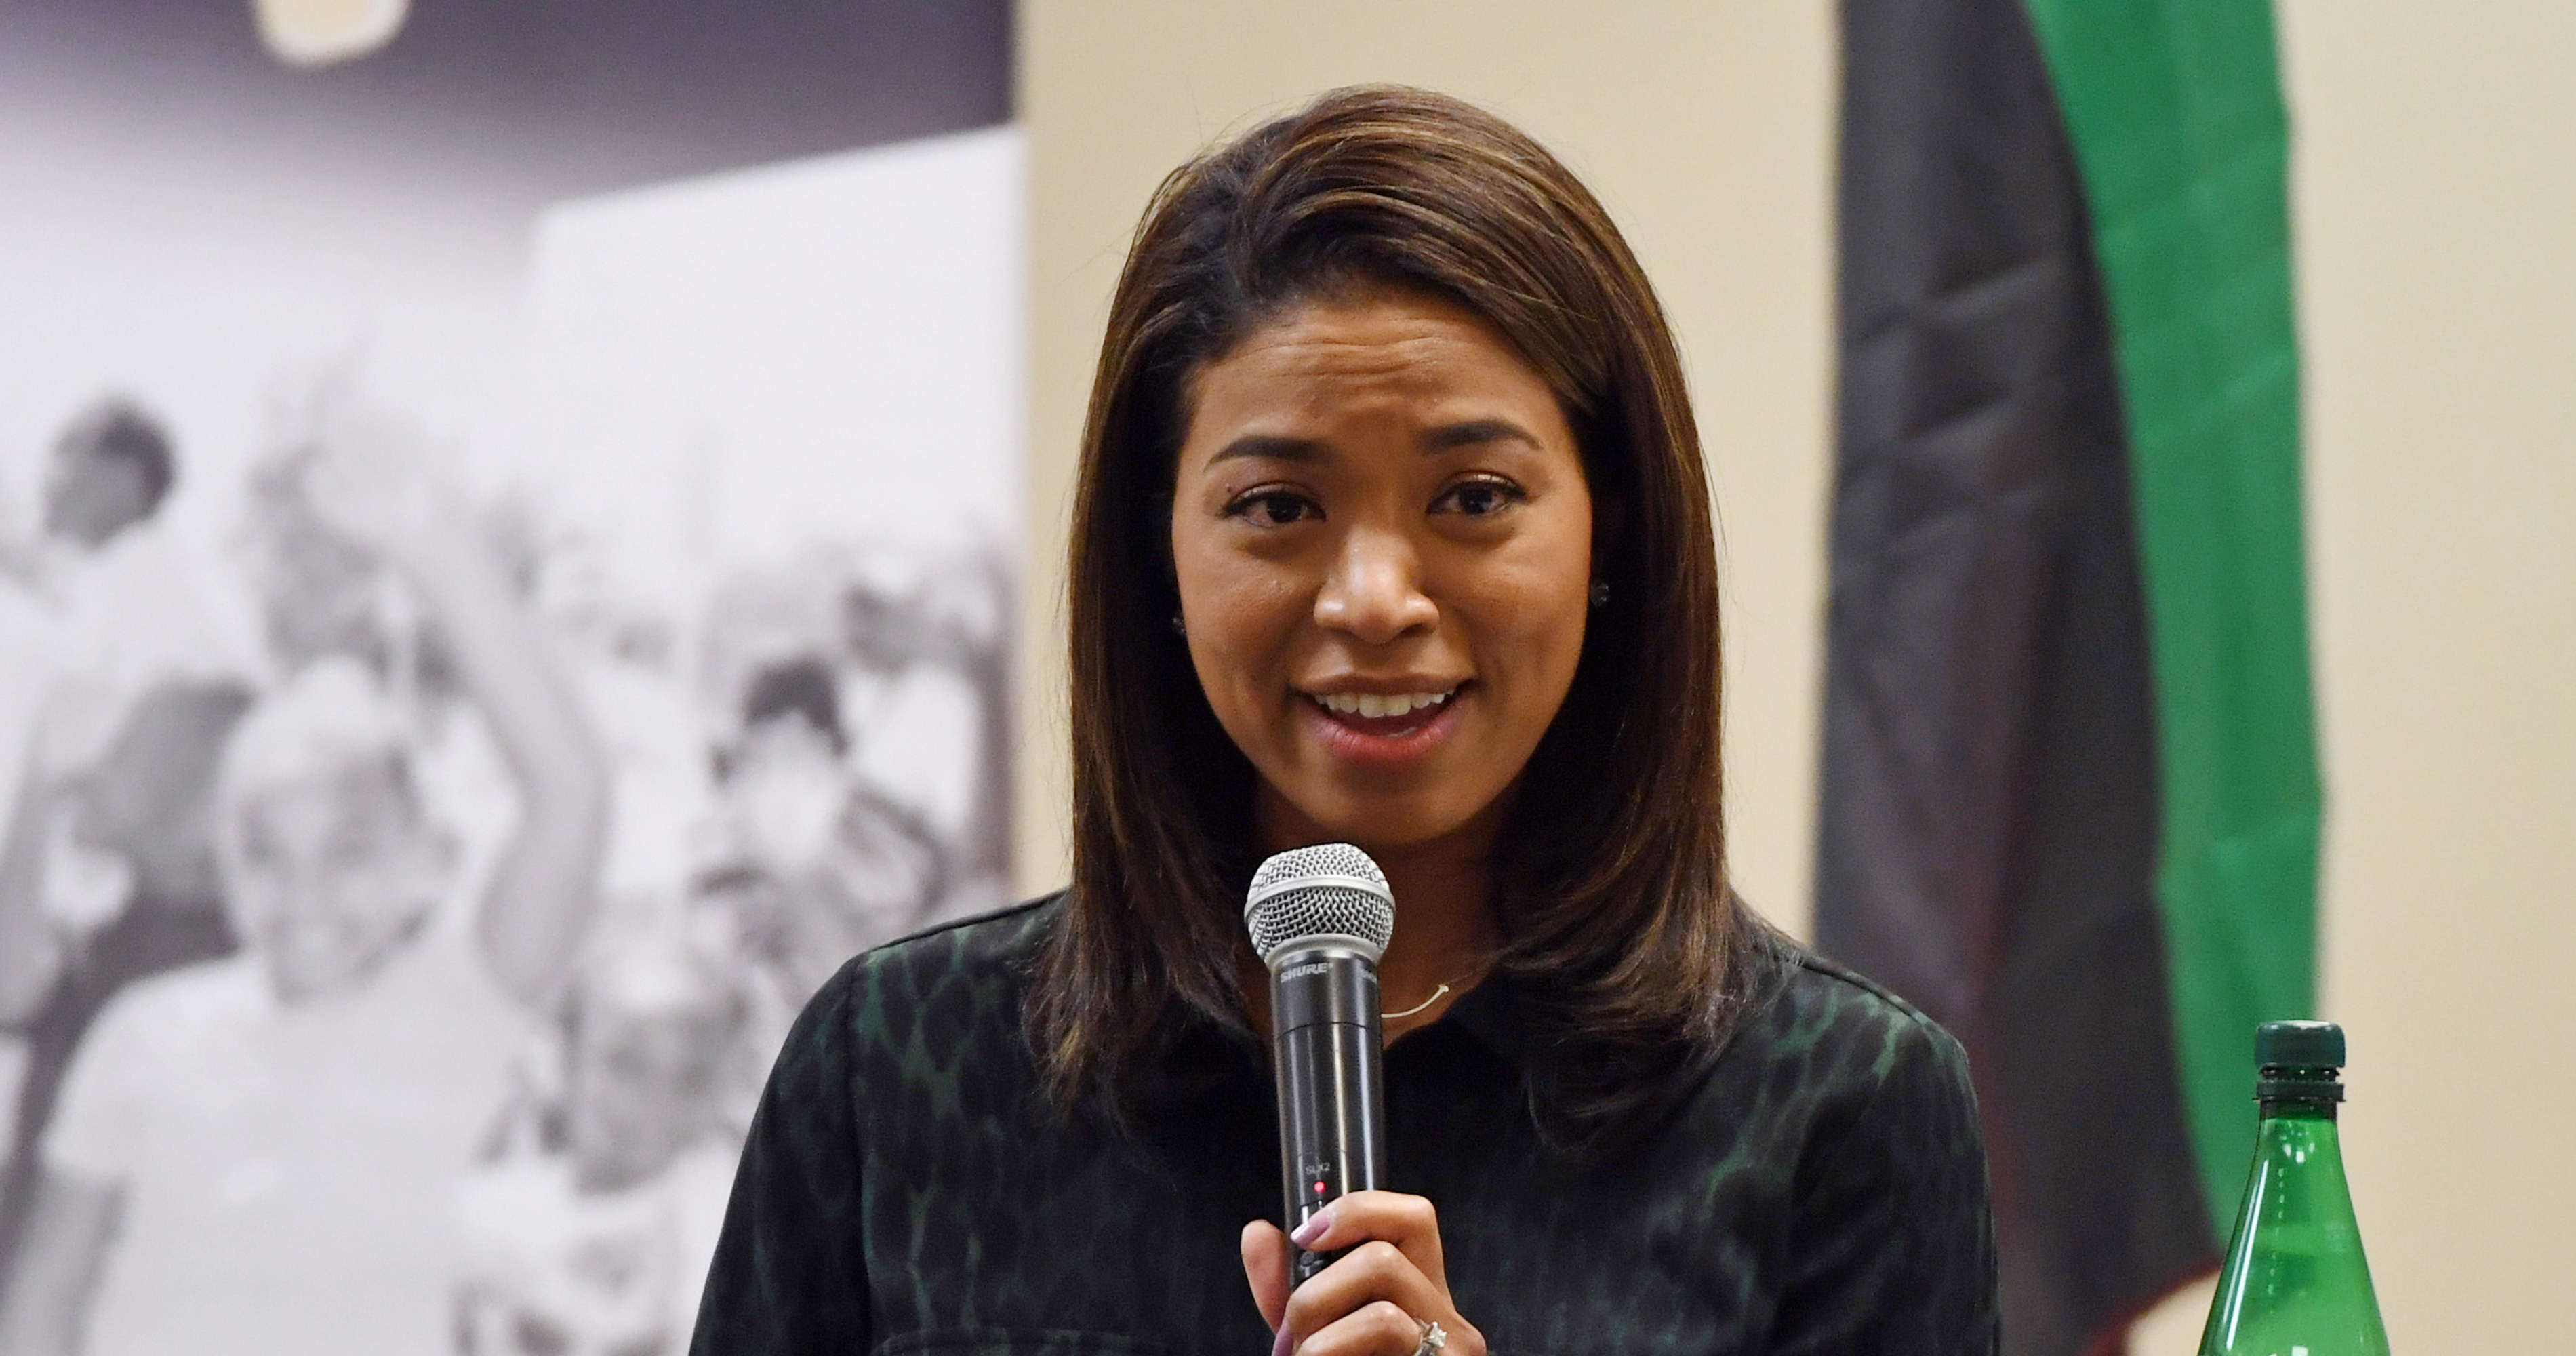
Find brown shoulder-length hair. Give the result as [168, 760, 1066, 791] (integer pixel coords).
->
[1028, 85, 1780, 1159]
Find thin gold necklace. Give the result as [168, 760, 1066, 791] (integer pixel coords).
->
[1383, 958, 1493, 1022]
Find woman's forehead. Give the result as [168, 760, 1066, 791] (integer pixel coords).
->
[1184, 295, 1564, 453]
[1215, 290, 1520, 378]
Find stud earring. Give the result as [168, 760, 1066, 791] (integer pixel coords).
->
[1589, 580, 1611, 610]
[1170, 612, 1187, 637]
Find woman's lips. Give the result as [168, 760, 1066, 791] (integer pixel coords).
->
[1300, 685, 1468, 766]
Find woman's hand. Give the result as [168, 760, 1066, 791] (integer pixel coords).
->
[1240, 1191, 1489, 1356]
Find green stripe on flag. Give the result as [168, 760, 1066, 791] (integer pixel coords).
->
[2016, 0, 2322, 1237]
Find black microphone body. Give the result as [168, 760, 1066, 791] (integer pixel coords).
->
[1244, 844, 1398, 1288]
[1269, 942, 1386, 1285]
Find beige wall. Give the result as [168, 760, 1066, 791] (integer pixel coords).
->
[1018, 3, 2575, 1350]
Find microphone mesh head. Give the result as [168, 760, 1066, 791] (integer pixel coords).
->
[1245, 843, 1394, 963]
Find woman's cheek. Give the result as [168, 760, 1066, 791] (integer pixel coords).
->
[1195, 572, 1304, 696]
[1468, 581, 1588, 710]
[1184, 627, 1286, 765]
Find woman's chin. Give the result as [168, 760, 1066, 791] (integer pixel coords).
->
[1259, 698, 1516, 854]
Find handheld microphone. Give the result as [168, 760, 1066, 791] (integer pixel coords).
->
[1244, 843, 1394, 1287]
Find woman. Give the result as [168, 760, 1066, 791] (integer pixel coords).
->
[691, 87, 1996, 1356]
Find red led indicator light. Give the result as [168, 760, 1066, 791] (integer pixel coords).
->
[1312, 1181, 1327, 1195]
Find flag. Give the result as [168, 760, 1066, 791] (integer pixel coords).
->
[1818, 0, 2319, 1351]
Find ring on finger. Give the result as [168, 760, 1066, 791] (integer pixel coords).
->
[1412, 1318, 1447, 1356]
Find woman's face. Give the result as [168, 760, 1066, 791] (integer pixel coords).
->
[1171, 289, 1594, 854]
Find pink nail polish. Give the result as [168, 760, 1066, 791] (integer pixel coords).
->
[1289, 1208, 1331, 1249]
[1272, 1323, 1293, 1356]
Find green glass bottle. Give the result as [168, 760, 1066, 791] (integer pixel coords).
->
[2196, 1020, 2391, 1355]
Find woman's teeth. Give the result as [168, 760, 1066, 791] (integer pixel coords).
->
[1312, 690, 1453, 719]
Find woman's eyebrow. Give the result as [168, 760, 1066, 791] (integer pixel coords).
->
[1208, 419, 1537, 465]
[1421, 418, 1539, 452]
[1210, 434, 1326, 464]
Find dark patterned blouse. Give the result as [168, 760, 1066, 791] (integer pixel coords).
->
[689, 896, 1998, 1356]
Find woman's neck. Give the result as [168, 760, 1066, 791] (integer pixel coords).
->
[1249, 786, 1506, 1040]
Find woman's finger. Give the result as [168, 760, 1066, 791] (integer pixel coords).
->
[1285, 1191, 1449, 1293]
[1295, 1300, 1438, 1356]
[1252, 1191, 1485, 1356]
[1240, 1220, 1292, 1334]
[1279, 1239, 1452, 1351]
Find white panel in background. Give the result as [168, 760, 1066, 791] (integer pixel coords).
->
[519, 127, 1024, 876]
[521, 127, 1026, 591]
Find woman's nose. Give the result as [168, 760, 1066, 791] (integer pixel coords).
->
[1314, 527, 1437, 644]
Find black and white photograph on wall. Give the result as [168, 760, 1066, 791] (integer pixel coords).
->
[0, 5, 1018, 1355]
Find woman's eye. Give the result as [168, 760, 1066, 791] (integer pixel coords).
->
[1434, 479, 1524, 517]
[1228, 490, 1319, 526]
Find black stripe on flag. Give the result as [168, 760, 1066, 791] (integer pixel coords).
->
[1821, 0, 2218, 1351]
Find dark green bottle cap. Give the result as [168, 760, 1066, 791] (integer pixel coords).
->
[2255, 1020, 2346, 1104]
[2256, 1020, 2346, 1069]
